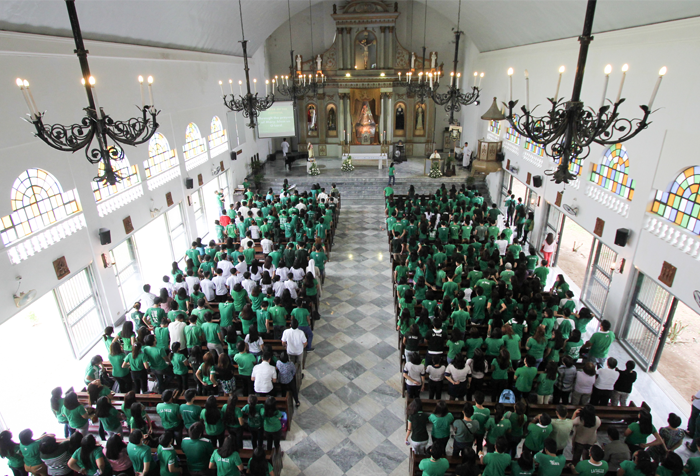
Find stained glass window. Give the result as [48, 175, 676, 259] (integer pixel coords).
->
[1, 168, 81, 245]
[651, 166, 700, 234]
[145, 133, 178, 179]
[524, 137, 545, 157]
[91, 156, 141, 203]
[568, 156, 584, 177]
[505, 117, 521, 145]
[590, 143, 635, 200]
[488, 120, 501, 136]
[183, 122, 208, 162]
[208, 116, 228, 158]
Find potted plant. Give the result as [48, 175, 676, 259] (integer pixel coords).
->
[444, 154, 456, 177]
[250, 160, 264, 190]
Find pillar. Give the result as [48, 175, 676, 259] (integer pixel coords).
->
[338, 93, 346, 144]
[387, 27, 394, 69]
[344, 94, 352, 144]
[336, 28, 344, 70]
[346, 28, 353, 69]
[378, 27, 385, 69]
[386, 92, 394, 143]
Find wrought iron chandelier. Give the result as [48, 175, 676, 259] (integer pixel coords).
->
[430, 0, 481, 124]
[222, 0, 275, 128]
[395, 0, 436, 105]
[16, 0, 159, 185]
[498, 0, 665, 184]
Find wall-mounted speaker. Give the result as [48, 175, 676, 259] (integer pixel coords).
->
[98, 228, 111, 245]
[614, 228, 630, 247]
[230, 151, 237, 161]
[532, 175, 543, 188]
[185, 177, 194, 189]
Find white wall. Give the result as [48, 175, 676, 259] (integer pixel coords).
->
[0, 31, 271, 327]
[460, 18, 700, 326]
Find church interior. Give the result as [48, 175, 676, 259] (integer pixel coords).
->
[3, 0, 700, 475]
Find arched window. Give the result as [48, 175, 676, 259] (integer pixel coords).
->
[505, 117, 521, 145]
[91, 156, 141, 203]
[652, 166, 700, 234]
[590, 143, 636, 200]
[568, 156, 584, 177]
[488, 120, 501, 136]
[145, 133, 178, 179]
[524, 137, 544, 157]
[1, 168, 81, 245]
[183, 122, 208, 170]
[208, 116, 228, 158]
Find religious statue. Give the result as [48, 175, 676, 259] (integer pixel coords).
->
[333, 4, 337, 14]
[316, 55, 323, 72]
[395, 105, 405, 130]
[295, 54, 302, 72]
[327, 106, 337, 131]
[306, 142, 316, 174]
[354, 100, 377, 144]
[358, 35, 375, 69]
[410, 52, 416, 70]
[415, 104, 424, 130]
[307, 105, 317, 132]
[430, 51, 438, 69]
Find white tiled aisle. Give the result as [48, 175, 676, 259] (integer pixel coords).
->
[280, 203, 409, 476]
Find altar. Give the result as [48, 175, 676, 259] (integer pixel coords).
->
[342, 152, 388, 170]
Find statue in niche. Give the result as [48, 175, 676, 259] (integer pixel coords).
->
[395, 105, 405, 130]
[327, 106, 337, 131]
[295, 54, 302, 72]
[333, 4, 337, 14]
[415, 104, 425, 131]
[430, 51, 438, 69]
[316, 54, 323, 72]
[354, 100, 377, 145]
[307, 105, 318, 133]
[358, 34, 376, 69]
[410, 52, 416, 70]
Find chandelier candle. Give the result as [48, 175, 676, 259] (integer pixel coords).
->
[238, 80, 243, 95]
[479, 72, 484, 88]
[87, 77, 101, 116]
[138, 76, 145, 108]
[648, 66, 667, 109]
[508, 68, 514, 102]
[219, 80, 224, 96]
[228, 79, 233, 94]
[456, 73, 461, 89]
[147, 76, 154, 108]
[615, 64, 628, 103]
[473, 72, 478, 88]
[524, 70, 530, 110]
[16, 79, 36, 119]
[554, 66, 565, 101]
[265, 80, 269, 96]
[601, 64, 612, 109]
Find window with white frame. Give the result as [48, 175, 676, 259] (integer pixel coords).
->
[111, 238, 143, 309]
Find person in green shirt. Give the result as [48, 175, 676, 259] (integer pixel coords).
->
[584, 320, 615, 366]
[310, 244, 328, 284]
[451, 301, 470, 334]
[181, 422, 214, 474]
[127, 430, 153, 475]
[536, 362, 558, 404]
[685, 457, 700, 476]
[418, 445, 450, 476]
[156, 390, 183, 444]
[384, 185, 394, 197]
[534, 260, 550, 285]
[200, 396, 225, 447]
[569, 445, 608, 476]
[0, 431, 26, 475]
[269, 298, 289, 339]
[234, 341, 257, 395]
[145, 300, 166, 329]
[186, 242, 202, 267]
[387, 162, 396, 185]
[524, 413, 553, 454]
[95, 396, 124, 440]
[291, 299, 313, 350]
[484, 407, 513, 451]
[156, 431, 181, 476]
[624, 409, 661, 453]
[17, 429, 52, 474]
[533, 438, 566, 476]
[619, 451, 654, 476]
[429, 401, 455, 449]
[514, 355, 539, 399]
[491, 350, 512, 402]
[202, 313, 225, 355]
[209, 435, 244, 476]
[480, 437, 512, 476]
[242, 395, 265, 450]
[61, 392, 91, 434]
[470, 287, 488, 323]
[526, 327, 548, 367]
[143, 335, 171, 393]
[261, 396, 283, 452]
[67, 435, 107, 476]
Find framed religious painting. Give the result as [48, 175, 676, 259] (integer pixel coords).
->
[394, 102, 406, 137]
[306, 104, 319, 137]
[413, 103, 426, 137]
[326, 104, 338, 137]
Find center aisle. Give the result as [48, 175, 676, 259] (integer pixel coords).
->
[281, 203, 409, 476]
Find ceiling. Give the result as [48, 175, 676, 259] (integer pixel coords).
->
[1, 0, 700, 56]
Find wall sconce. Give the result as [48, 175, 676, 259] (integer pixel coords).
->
[610, 258, 626, 274]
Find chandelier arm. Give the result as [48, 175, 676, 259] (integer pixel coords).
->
[592, 105, 652, 145]
[31, 114, 95, 153]
[103, 108, 159, 147]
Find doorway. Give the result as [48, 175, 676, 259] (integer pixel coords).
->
[556, 216, 594, 289]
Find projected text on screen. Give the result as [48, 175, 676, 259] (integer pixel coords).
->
[257, 102, 296, 138]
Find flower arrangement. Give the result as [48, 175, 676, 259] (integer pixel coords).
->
[429, 161, 442, 178]
[341, 155, 355, 172]
[309, 161, 321, 176]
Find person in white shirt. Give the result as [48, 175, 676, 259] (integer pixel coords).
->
[591, 357, 619, 405]
[295, 202, 306, 211]
[249, 224, 261, 240]
[217, 257, 234, 279]
[283, 274, 298, 299]
[290, 264, 305, 282]
[281, 138, 290, 158]
[275, 266, 289, 282]
[138, 285, 157, 309]
[462, 142, 472, 168]
[260, 237, 273, 255]
[234, 256, 248, 275]
[200, 275, 216, 302]
[317, 190, 328, 202]
[241, 273, 256, 295]
[225, 269, 242, 290]
[272, 276, 286, 297]
[212, 269, 229, 301]
[172, 277, 188, 295]
[281, 320, 307, 365]
[184, 272, 201, 293]
[238, 203, 250, 218]
[169, 313, 187, 347]
[161, 277, 174, 297]
[250, 352, 277, 395]
[495, 232, 509, 256]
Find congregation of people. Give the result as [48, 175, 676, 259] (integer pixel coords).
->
[0, 182, 342, 476]
[384, 184, 700, 476]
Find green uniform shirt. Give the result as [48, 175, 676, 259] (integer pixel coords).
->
[3, 444, 23, 469]
[451, 310, 470, 332]
[202, 322, 222, 345]
[262, 409, 282, 433]
[218, 303, 235, 328]
[625, 422, 655, 445]
[483, 452, 512, 476]
[62, 404, 89, 430]
[472, 407, 490, 435]
[210, 450, 243, 476]
[269, 306, 288, 326]
[527, 338, 547, 359]
[511, 461, 535, 476]
[588, 331, 615, 358]
[155, 327, 170, 350]
[465, 337, 484, 359]
[534, 266, 549, 284]
[157, 402, 181, 429]
[184, 325, 204, 348]
[180, 403, 202, 429]
[575, 460, 608, 476]
[234, 353, 257, 376]
[685, 457, 700, 476]
[491, 359, 511, 380]
[485, 418, 513, 444]
[168, 310, 188, 323]
[19, 440, 42, 467]
[537, 373, 556, 395]
[524, 423, 553, 452]
[533, 453, 566, 476]
[99, 406, 122, 432]
[503, 334, 522, 360]
[145, 307, 166, 327]
[109, 353, 130, 378]
[471, 296, 488, 322]
[514, 366, 538, 392]
[158, 445, 180, 476]
[201, 409, 225, 436]
[419, 458, 450, 476]
[144, 345, 168, 371]
[222, 404, 243, 429]
[70, 448, 103, 476]
[429, 413, 455, 439]
[127, 442, 152, 473]
[242, 404, 264, 428]
[181, 438, 214, 472]
[291, 307, 310, 327]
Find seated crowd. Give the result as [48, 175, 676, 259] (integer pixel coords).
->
[0, 183, 340, 476]
[386, 185, 698, 476]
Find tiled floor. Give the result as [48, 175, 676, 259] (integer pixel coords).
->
[280, 204, 410, 476]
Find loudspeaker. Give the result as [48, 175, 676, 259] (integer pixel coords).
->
[532, 175, 543, 188]
[98, 228, 111, 245]
[614, 228, 630, 247]
[185, 177, 194, 189]
[230, 151, 237, 161]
